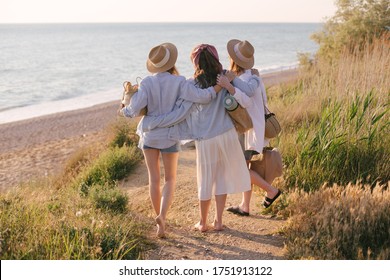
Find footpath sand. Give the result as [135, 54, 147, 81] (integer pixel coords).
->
[124, 147, 286, 260]
[0, 69, 297, 260]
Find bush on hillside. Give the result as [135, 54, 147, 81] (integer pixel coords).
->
[311, 0, 390, 61]
[109, 118, 139, 148]
[77, 145, 142, 195]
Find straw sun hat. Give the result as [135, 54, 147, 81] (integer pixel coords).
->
[146, 42, 178, 73]
[227, 39, 255, 69]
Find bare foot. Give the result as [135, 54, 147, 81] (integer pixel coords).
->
[155, 216, 166, 238]
[194, 221, 208, 232]
[212, 220, 224, 231]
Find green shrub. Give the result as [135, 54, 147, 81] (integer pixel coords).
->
[109, 118, 139, 148]
[283, 183, 390, 259]
[77, 146, 142, 195]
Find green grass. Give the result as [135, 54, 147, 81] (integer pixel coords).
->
[284, 92, 389, 191]
[0, 119, 149, 260]
[0, 182, 149, 259]
[76, 145, 142, 196]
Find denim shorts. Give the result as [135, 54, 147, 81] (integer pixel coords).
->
[143, 143, 181, 153]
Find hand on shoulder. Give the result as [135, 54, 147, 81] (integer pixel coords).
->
[251, 68, 260, 77]
[224, 70, 236, 82]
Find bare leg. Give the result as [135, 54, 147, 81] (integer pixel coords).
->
[213, 194, 227, 231]
[155, 152, 179, 238]
[250, 169, 279, 198]
[143, 149, 161, 216]
[238, 170, 279, 213]
[237, 161, 253, 213]
[239, 188, 252, 214]
[195, 199, 211, 232]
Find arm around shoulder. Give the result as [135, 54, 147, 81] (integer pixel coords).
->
[180, 79, 217, 104]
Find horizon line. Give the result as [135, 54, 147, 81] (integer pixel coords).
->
[0, 21, 324, 25]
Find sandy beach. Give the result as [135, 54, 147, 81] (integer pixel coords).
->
[0, 69, 297, 189]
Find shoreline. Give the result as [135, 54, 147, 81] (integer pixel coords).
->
[0, 68, 298, 188]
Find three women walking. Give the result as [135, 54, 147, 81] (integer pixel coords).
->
[120, 40, 281, 238]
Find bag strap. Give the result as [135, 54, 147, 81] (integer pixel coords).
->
[259, 80, 271, 114]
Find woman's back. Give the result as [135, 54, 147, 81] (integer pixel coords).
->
[187, 46, 234, 140]
[141, 72, 186, 117]
[187, 80, 233, 140]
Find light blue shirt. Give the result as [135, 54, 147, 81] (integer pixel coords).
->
[232, 70, 261, 97]
[121, 72, 217, 149]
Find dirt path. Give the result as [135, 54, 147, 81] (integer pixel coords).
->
[121, 147, 286, 260]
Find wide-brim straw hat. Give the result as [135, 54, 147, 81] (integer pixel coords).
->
[146, 42, 178, 73]
[227, 39, 255, 69]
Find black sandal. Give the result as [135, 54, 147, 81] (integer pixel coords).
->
[226, 206, 249, 216]
[263, 190, 282, 208]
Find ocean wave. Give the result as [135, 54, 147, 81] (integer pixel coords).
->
[258, 62, 299, 74]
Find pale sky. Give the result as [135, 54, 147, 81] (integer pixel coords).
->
[1, 0, 337, 23]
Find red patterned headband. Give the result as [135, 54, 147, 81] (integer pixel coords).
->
[191, 44, 219, 66]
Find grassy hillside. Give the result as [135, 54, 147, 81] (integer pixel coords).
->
[270, 36, 389, 192]
[0, 120, 152, 259]
[267, 35, 389, 259]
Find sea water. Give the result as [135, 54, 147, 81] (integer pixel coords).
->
[0, 22, 322, 124]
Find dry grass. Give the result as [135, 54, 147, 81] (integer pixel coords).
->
[271, 36, 389, 130]
[282, 182, 390, 259]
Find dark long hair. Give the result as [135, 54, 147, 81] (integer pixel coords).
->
[194, 51, 223, 89]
